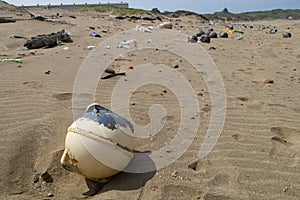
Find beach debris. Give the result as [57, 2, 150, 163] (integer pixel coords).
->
[47, 192, 54, 197]
[263, 79, 274, 84]
[61, 103, 135, 195]
[0, 17, 16, 23]
[87, 46, 96, 50]
[151, 184, 158, 191]
[104, 67, 115, 74]
[200, 35, 210, 43]
[195, 30, 205, 37]
[90, 32, 101, 37]
[117, 45, 130, 49]
[1, 58, 22, 63]
[27, 10, 47, 21]
[208, 32, 218, 38]
[187, 35, 198, 43]
[24, 30, 73, 49]
[209, 47, 216, 50]
[63, 47, 70, 51]
[104, 46, 111, 49]
[44, 70, 51, 75]
[283, 32, 292, 38]
[219, 32, 229, 38]
[120, 39, 137, 47]
[236, 35, 243, 40]
[128, 66, 134, 69]
[158, 22, 173, 29]
[269, 28, 277, 34]
[171, 171, 178, 179]
[136, 25, 152, 33]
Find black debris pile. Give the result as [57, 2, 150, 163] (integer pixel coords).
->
[24, 30, 73, 49]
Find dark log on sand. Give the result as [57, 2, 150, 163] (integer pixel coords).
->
[24, 30, 73, 49]
[0, 17, 16, 23]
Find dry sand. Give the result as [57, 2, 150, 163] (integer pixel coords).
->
[0, 2, 300, 200]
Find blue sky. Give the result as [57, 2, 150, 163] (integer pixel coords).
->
[6, 0, 300, 14]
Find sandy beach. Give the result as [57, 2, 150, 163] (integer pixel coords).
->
[0, 1, 300, 199]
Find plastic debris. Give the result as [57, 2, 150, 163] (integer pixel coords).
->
[1, 58, 23, 63]
[87, 46, 96, 50]
[90, 32, 101, 37]
[136, 25, 152, 33]
[117, 45, 130, 49]
[63, 47, 70, 51]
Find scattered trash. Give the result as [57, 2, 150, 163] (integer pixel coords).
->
[226, 25, 234, 30]
[87, 46, 96, 50]
[158, 22, 173, 29]
[151, 184, 158, 191]
[236, 35, 243, 40]
[63, 47, 70, 51]
[104, 46, 111, 49]
[128, 66, 134, 70]
[1, 58, 23, 63]
[209, 47, 216, 50]
[24, 30, 73, 49]
[120, 40, 137, 47]
[188, 35, 198, 43]
[136, 25, 152, 33]
[219, 32, 229, 38]
[117, 45, 130, 49]
[283, 32, 292, 38]
[47, 192, 54, 197]
[200, 35, 210, 43]
[90, 32, 101, 37]
[45, 70, 51, 75]
[269, 28, 277, 34]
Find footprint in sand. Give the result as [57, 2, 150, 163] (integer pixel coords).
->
[23, 81, 42, 89]
[52, 93, 73, 101]
[269, 127, 300, 166]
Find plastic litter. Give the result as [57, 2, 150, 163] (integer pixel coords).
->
[87, 45, 96, 50]
[117, 45, 130, 49]
[90, 32, 101, 37]
[63, 47, 70, 51]
[136, 25, 152, 33]
[1, 58, 23, 63]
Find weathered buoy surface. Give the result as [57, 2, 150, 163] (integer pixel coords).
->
[61, 103, 134, 180]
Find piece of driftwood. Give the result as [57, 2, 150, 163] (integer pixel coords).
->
[0, 17, 16, 23]
[24, 30, 73, 49]
[27, 10, 47, 21]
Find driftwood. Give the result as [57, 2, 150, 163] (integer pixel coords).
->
[27, 10, 47, 21]
[24, 30, 73, 49]
[0, 17, 16, 23]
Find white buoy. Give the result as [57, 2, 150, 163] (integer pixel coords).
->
[61, 103, 134, 180]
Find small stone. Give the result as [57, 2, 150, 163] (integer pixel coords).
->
[151, 184, 158, 191]
[40, 172, 53, 183]
[44, 70, 51, 75]
[209, 47, 216, 50]
[264, 79, 274, 84]
[47, 192, 54, 197]
[163, 90, 167, 93]
[173, 64, 179, 68]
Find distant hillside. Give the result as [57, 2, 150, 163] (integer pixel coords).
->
[204, 9, 300, 21]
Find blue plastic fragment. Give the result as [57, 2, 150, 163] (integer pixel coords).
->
[90, 32, 101, 37]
